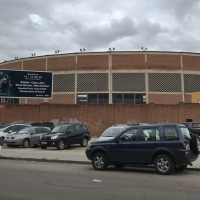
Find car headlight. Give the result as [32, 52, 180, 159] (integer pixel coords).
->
[87, 143, 91, 149]
[40, 135, 43, 139]
[51, 136, 58, 140]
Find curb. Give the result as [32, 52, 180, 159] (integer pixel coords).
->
[1, 156, 200, 171]
[0, 156, 91, 165]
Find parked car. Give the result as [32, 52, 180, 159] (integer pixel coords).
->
[98, 124, 129, 141]
[0, 124, 31, 144]
[0, 124, 10, 130]
[86, 123, 199, 175]
[31, 121, 55, 130]
[39, 123, 91, 150]
[5, 126, 51, 148]
[183, 122, 200, 136]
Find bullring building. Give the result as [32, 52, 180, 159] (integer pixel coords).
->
[0, 51, 200, 105]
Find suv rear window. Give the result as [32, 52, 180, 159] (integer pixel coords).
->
[163, 126, 179, 140]
[180, 127, 191, 139]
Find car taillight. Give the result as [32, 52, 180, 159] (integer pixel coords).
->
[182, 142, 186, 150]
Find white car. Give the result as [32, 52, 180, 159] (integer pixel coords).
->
[0, 124, 31, 143]
[98, 124, 129, 141]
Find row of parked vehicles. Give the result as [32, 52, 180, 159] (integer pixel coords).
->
[0, 121, 200, 175]
[0, 122, 91, 149]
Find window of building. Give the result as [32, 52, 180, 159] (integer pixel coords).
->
[113, 94, 146, 104]
[77, 94, 109, 104]
[0, 98, 20, 104]
[77, 95, 88, 104]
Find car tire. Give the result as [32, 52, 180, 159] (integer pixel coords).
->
[92, 152, 108, 171]
[57, 140, 65, 150]
[174, 164, 188, 171]
[154, 154, 174, 175]
[0, 137, 4, 146]
[81, 137, 88, 147]
[190, 134, 199, 155]
[113, 164, 124, 168]
[22, 139, 29, 148]
[41, 146, 47, 149]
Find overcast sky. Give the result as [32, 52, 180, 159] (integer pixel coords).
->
[0, 0, 200, 63]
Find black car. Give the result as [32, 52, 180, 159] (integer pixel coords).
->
[86, 123, 199, 175]
[40, 123, 91, 150]
[183, 122, 200, 136]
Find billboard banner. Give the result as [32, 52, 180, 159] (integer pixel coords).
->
[0, 69, 53, 98]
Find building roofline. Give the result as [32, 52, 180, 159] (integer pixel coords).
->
[1, 50, 200, 65]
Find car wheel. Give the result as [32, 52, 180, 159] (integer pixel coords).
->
[0, 137, 4, 146]
[154, 154, 174, 175]
[81, 137, 88, 147]
[57, 140, 65, 150]
[41, 146, 47, 149]
[92, 153, 108, 171]
[113, 164, 124, 168]
[174, 164, 188, 171]
[22, 139, 29, 148]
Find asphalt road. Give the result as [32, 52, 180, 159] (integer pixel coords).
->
[0, 160, 200, 200]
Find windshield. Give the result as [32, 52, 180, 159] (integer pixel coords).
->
[101, 127, 125, 137]
[16, 127, 34, 134]
[180, 127, 191, 139]
[51, 125, 69, 133]
[0, 124, 9, 129]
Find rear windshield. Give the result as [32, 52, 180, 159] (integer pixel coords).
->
[101, 127, 125, 137]
[180, 127, 191, 139]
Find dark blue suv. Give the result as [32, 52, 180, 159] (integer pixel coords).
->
[86, 124, 199, 175]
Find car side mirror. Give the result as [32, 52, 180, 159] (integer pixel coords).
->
[8, 130, 12, 133]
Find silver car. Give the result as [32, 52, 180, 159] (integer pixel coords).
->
[5, 126, 50, 148]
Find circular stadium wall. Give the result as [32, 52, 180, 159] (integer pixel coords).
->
[1, 51, 200, 105]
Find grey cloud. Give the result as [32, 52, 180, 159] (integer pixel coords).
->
[0, 0, 200, 62]
[66, 17, 137, 49]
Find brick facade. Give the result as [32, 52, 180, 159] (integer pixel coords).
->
[112, 54, 145, 70]
[77, 55, 108, 70]
[147, 54, 181, 70]
[1, 103, 200, 137]
[23, 58, 46, 71]
[48, 94, 75, 104]
[47, 56, 76, 71]
[148, 94, 183, 104]
[1, 51, 200, 105]
[182, 54, 200, 71]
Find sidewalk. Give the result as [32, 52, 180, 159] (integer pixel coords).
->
[0, 138, 200, 171]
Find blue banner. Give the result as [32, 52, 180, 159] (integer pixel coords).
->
[0, 70, 53, 98]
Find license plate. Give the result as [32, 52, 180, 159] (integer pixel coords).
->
[41, 142, 47, 144]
